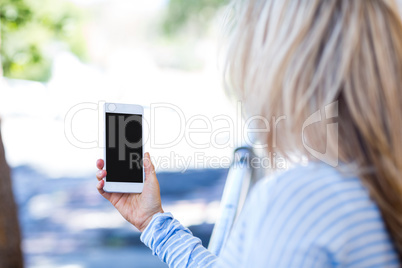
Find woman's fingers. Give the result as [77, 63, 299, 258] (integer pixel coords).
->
[96, 159, 106, 181]
[95, 159, 112, 202]
[96, 159, 104, 170]
[96, 169, 106, 180]
[97, 179, 112, 200]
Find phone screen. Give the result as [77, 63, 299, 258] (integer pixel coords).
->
[105, 112, 143, 183]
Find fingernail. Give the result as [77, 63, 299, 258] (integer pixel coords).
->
[97, 170, 103, 176]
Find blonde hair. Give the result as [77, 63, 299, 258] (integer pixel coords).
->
[225, 0, 402, 259]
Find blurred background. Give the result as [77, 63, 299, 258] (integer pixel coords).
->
[0, 0, 244, 267]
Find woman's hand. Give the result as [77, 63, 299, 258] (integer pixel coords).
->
[95, 152, 164, 232]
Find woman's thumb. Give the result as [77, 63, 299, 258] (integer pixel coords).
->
[144, 152, 157, 184]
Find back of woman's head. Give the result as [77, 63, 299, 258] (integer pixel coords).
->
[225, 0, 402, 259]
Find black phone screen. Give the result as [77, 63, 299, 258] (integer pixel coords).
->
[105, 112, 143, 183]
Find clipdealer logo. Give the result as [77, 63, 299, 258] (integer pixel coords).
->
[64, 101, 339, 168]
[302, 101, 339, 167]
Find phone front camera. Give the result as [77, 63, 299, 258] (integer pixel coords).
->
[108, 103, 116, 112]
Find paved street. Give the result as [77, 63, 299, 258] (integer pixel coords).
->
[12, 165, 227, 268]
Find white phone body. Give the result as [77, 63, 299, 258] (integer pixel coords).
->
[103, 102, 144, 193]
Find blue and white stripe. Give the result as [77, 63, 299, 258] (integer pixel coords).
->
[141, 163, 399, 267]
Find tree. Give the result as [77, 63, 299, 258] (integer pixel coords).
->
[162, 0, 229, 37]
[0, 1, 86, 266]
[0, 116, 23, 268]
[1, 0, 86, 81]
[156, 0, 229, 71]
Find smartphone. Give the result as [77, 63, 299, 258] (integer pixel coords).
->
[103, 102, 144, 193]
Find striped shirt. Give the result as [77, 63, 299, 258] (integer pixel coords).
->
[141, 163, 399, 267]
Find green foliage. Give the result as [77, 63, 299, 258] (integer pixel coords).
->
[0, 0, 86, 81]
[157, 0, 229, 71]
[162, 0, 229, 37]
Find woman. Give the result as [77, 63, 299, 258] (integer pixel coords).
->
[95, 0, 402, 267]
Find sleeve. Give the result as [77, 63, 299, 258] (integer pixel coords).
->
[140, 212, 217, 268]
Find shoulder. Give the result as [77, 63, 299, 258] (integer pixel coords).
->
[242, 162, 396, 266]
[249, 162, 366, 210]
[223, 163, 398, 267]
[249, 162, 378, 233]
